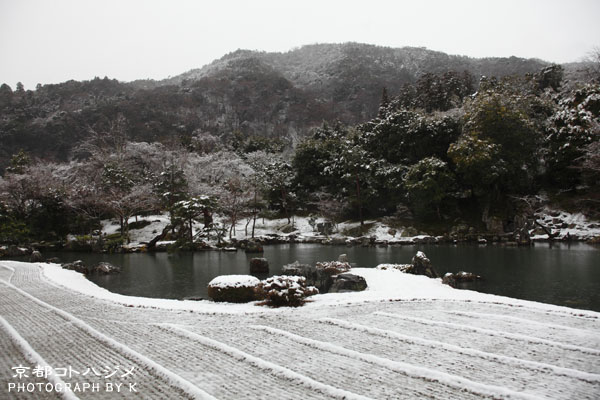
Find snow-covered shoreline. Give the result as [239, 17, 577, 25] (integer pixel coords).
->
[92, 208, 600, 254]
[34, 261, 600, 319]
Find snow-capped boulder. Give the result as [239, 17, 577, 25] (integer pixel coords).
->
[29, 250, 43, 262]
[442, 271, 483, 288]
[258, 275, 318, 307]
[94, 262, 121, 275]
[207, 275, 261, 303]
[62, 260, 88, 275]
[282, 260, 313, 276]
[282, 261, 324, 291]
[316, 260, 351, 275]
[249, 257, 269, 273]
[315, 260, 352, 292]
[329, 273, 367, 293]
[410, 251, 438, 278]
[282, 260, 351, 293]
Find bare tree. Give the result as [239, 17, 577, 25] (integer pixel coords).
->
[586, 47, 600, 83]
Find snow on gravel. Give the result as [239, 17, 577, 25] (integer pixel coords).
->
[40, 262, 261, 314]
[2, 260, 599, 399]
[0, 315, 80, 400]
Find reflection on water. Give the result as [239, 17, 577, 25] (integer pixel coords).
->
[45, 243, 600, 312]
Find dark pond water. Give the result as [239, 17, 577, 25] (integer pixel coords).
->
[45, 243, 600, 312]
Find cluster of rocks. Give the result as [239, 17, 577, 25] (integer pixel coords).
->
[244, 255, 368, 295]
[61, 260, 121, 275]
[207, 254, 368, 306]
[376, 251, 484, 290]
[375, 252, 438, 279]
[0, 247, 61, 264]
[0, 245, 32, 258]
[283, 259, 367, 293]
[207, 274, 319, 307]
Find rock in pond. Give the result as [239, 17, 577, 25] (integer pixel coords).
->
[62, 260, 88, 275]
[329, 273, 367, 293]
[249, 257, 269, 273]
[411, 251, 438, 278]
[207, 275, 261, 303]
[29, 250, 43, 262]
[245, 241, 264, 253]
[442, 271, 483, 288]
[94, 262, 121, 275]
[337, 253, 349, 263]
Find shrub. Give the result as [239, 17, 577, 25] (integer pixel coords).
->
[207, 275, 261, 303]
[315, 261, 351, 275]
[259, 275, 319, 307]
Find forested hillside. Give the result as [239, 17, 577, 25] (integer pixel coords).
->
[0, 43, 598, 247]
[0, 43, 550, 171]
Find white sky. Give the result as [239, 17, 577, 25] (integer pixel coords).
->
[1, 0, 599, 89]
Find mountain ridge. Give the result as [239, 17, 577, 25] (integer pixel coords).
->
[1, 42, 553, 169]
[146, 42, 549, 88]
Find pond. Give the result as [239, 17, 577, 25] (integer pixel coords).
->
[45, 243, 600, 312]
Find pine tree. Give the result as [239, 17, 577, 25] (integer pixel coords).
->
[377, 87, 390, 118]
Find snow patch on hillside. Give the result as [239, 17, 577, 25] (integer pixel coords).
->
[533, 208, 600, 240]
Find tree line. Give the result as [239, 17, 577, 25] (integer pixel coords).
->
[0, 64, 599, 247]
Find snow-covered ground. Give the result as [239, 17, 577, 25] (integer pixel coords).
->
[1, 260, 599, 399]
[533, 207, 600, 241]
[96, 208, 600, 250]
[98, 213, 437, 248]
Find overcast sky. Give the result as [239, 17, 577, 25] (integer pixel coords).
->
[1, 0, 599, 89]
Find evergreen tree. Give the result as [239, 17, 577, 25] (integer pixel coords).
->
[377, 87, 390, 118]
[404, 157, 455, 219]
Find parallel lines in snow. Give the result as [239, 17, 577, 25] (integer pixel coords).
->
[0, 264, 15, 283]
[446, 310, 599, 336]
[381, 298, 600, 322]
[0, 279, 216, 400]
[158, 323, 372, 400]
[251, 324, 548, 400]
[375, 311, 600, 355]
[319, 317, 600, 383]
[0, 315, 80, 400]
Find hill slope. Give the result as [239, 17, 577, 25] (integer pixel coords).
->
[0, 43, 548, 169]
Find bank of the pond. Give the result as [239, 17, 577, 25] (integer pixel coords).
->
[37, 242, 600, 312]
